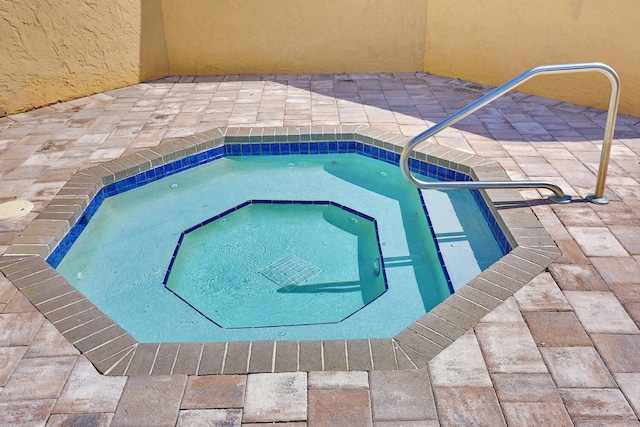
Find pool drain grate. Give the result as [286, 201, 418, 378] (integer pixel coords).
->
[259, 255, 322, 290]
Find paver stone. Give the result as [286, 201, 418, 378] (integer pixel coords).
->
[0, 312, 45, 346]
[548, 263, 608, 291]
[243, 372, 307, 423]
[181, 375, 246, 409]
[614, 373, 640, 415]
[591, 257, 640, 285]
[514, 272, 571, 312]
[560, 388, 637, 420]
[591, 334, 640, 372]
[24, 321, 79, 358]
[0, 399, 56, 427]
[523, 311, 591, 346]
[492, 373, 561, 403]
[308, 370, 369, 390]
[0, 355, 76, 400]
[479, 297, 523, 323]
[539, 347, 616, 388]
[475, 323, 547, 374]
[176, 409, 242, 427]
[370, 369, 436, 422]
[111, 375, 187, 427]
[308, 389, 373, 427]
[564, 291, 639, 334]
[501, 402, 573, 427]
[567, 226, 629, 257]
[433, 387, 506, 427]
[428, 332, 492, 387]
[46, 413, 114, 427]
[53, 356, 126, 413]
[0, 346, 27, 386]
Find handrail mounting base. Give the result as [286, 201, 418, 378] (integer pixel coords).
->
[586, 194, 610, 205]
[549, 195, 572, 204]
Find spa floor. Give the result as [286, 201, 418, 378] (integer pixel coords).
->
[1, 73, 640, 426]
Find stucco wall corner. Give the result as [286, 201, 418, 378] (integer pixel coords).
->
[0, 0, 169, 114]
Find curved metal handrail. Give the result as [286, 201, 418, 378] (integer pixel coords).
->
[400, 62, 621, 204]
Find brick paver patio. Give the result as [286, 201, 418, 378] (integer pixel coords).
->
[1, 72, 639, 426]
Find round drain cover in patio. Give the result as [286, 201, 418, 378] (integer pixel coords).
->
[0, 200, 33, 221]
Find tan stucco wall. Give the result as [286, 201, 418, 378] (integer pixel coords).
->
[423, 0, 640, 116]
[0, 0, 168, 114]
[2, 0, 638, 116]
[160, 0, 427, 75]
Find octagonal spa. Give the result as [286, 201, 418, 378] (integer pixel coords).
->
[5, 125, 560, 374]
[164, 200, 386, 329]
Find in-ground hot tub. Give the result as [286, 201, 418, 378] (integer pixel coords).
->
[51, 150, 503, 342]
[3, 126, 560, 374]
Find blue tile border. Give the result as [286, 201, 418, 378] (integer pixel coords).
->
[47, 188, 108, 268]
[45, 140, 509, 272]
[417, 191, 455, 295]
[470, 189, 513, 255]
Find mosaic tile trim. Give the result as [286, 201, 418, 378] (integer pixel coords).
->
[470, 189, 513, 255]
[44, 136, 509, 269]
[417, 194, 455, 295]
[2, 125, 561, 375]
[98, 143, 470, 200]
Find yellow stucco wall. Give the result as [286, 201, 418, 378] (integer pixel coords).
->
[423, 0, 640, 116]
[0, 0, 168, 114]
[160, 0, 427, 75]
[1, 0, 638, 116]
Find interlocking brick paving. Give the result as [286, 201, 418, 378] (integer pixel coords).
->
[523, 311, 592, 346]
[0, 72, 639, 425]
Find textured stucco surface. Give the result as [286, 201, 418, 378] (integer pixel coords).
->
[423, 0, 640, 116]
[161, 0, 427, 76]
[1, 0, 639, 116]
[0, 0, 168, 114]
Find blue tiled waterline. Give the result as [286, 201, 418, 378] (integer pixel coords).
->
[46, 141, 512, 269]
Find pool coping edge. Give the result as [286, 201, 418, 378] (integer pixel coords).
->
[0, 125, 560, 375]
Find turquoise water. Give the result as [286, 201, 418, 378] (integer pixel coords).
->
[56, 154, 502, 342]
[165, 202, 386, 328]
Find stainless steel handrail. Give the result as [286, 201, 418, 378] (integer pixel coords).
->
[400, 63, 621, 204]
